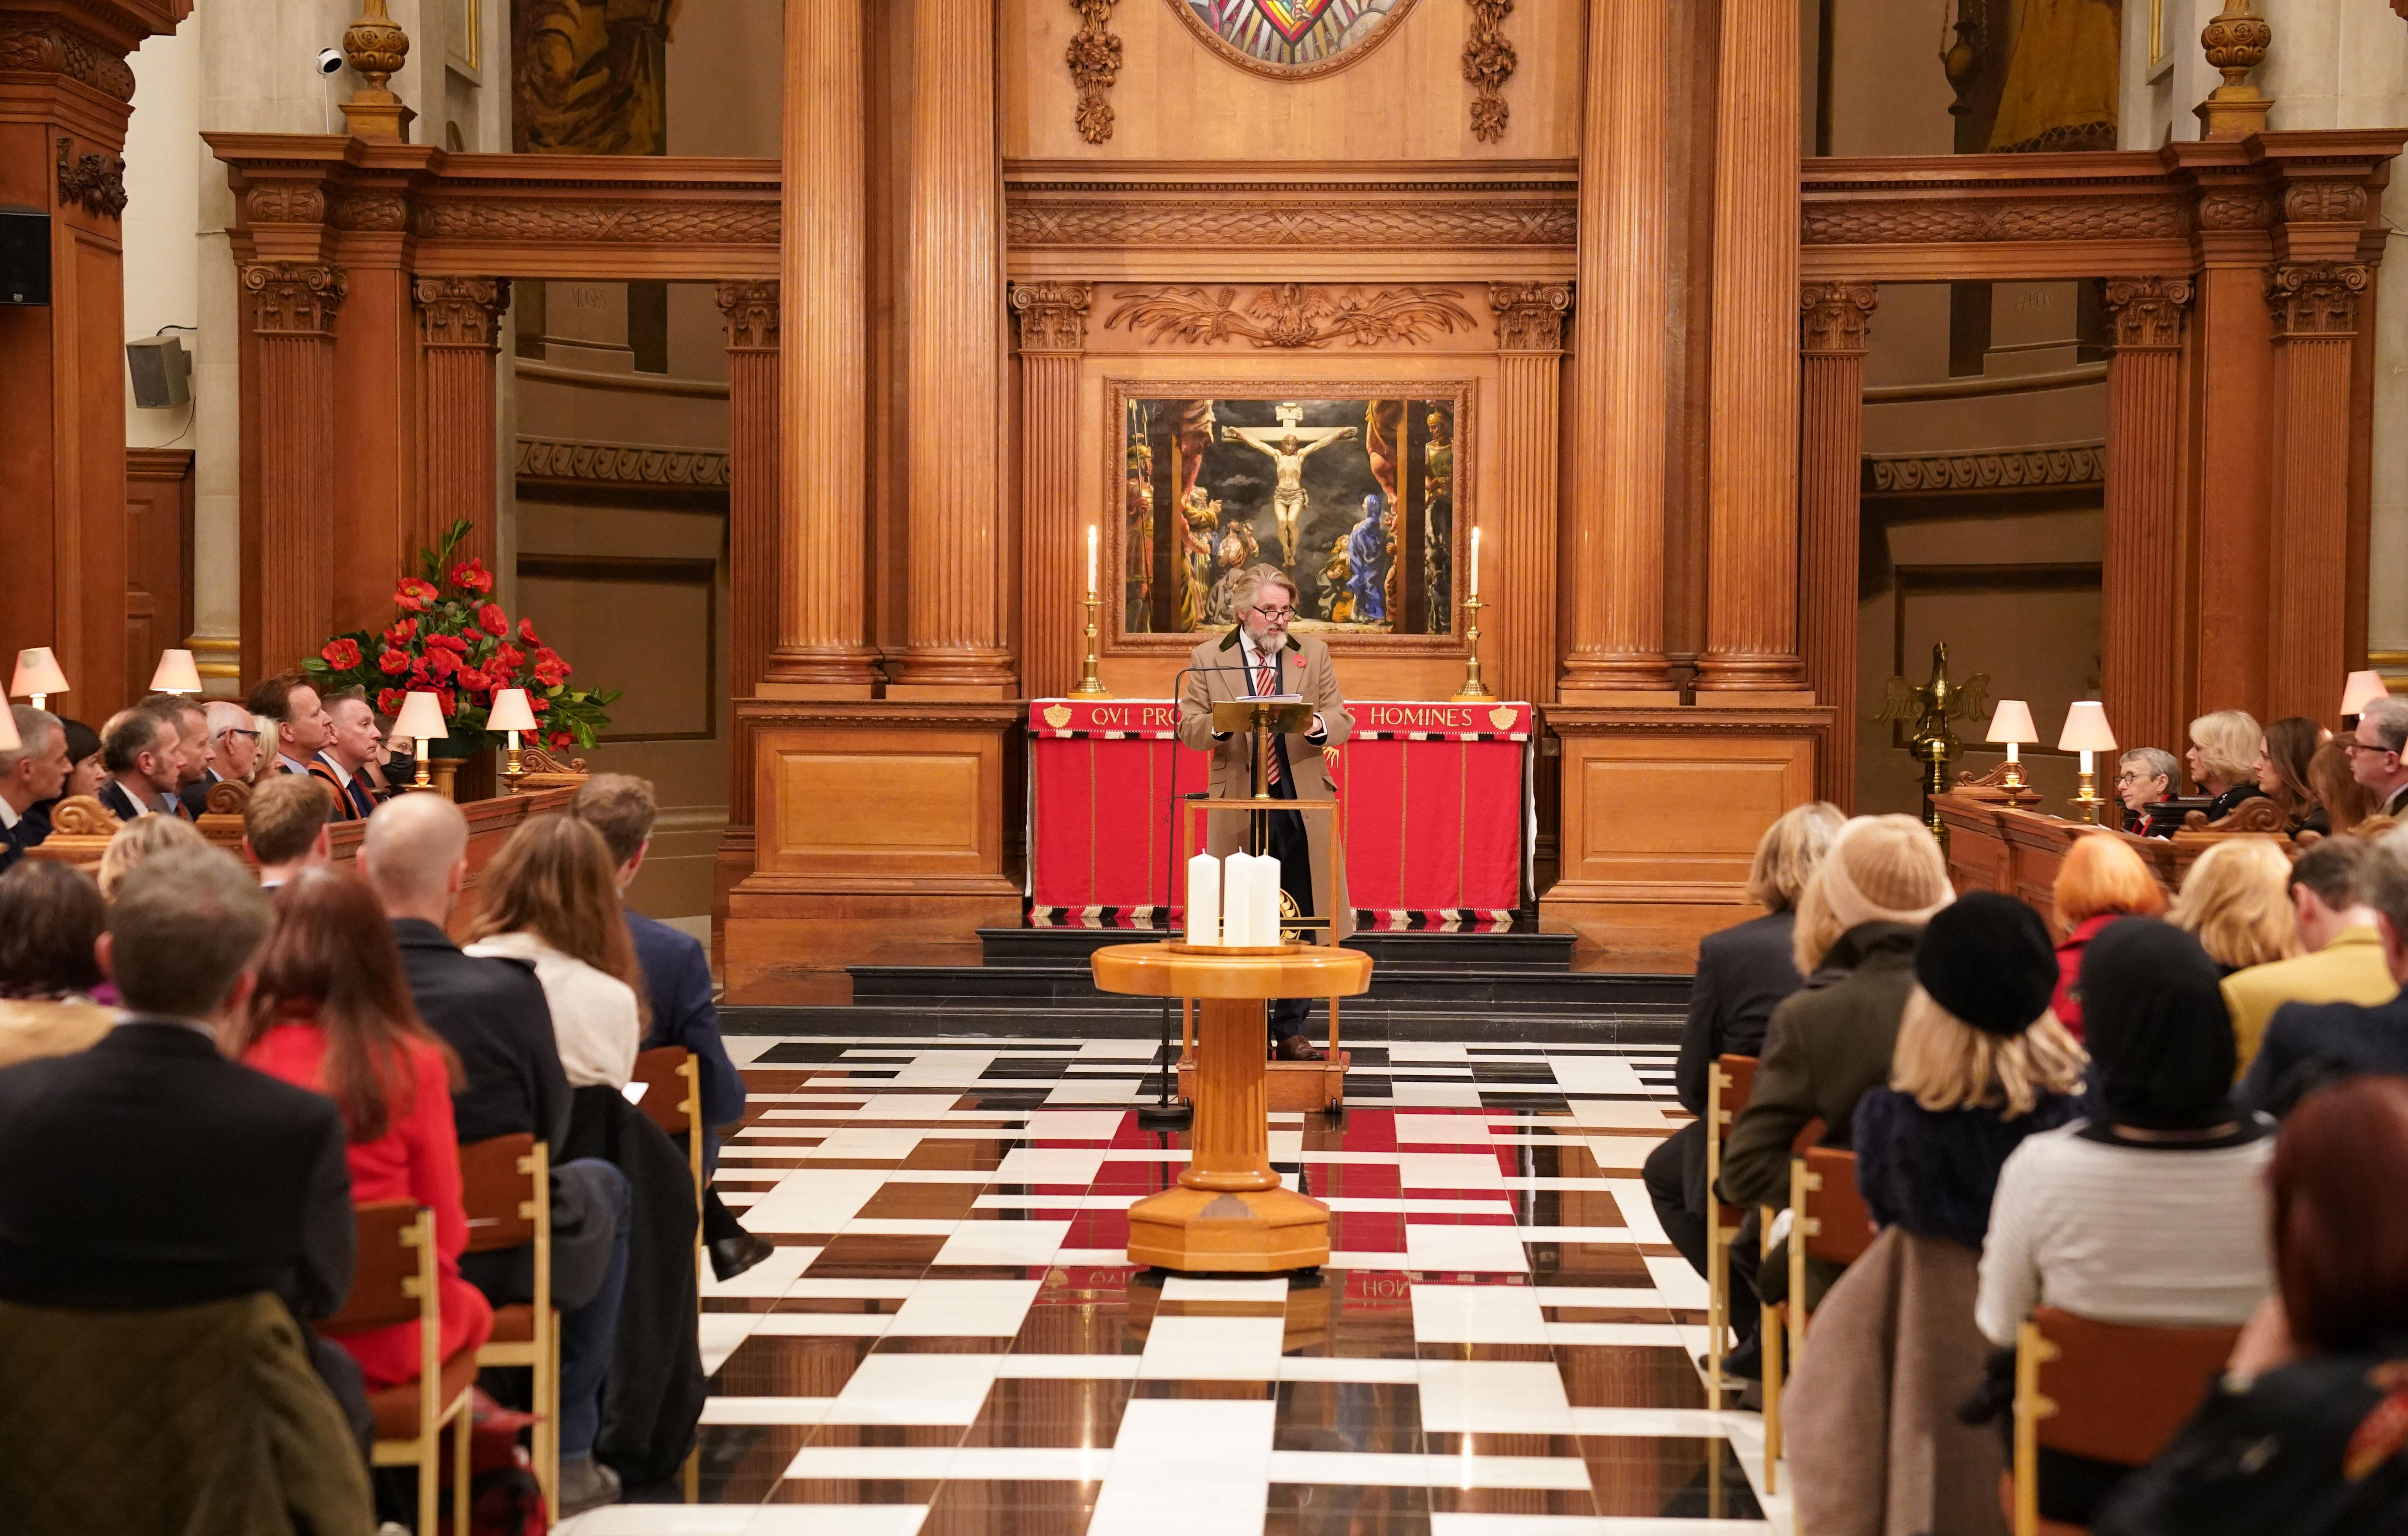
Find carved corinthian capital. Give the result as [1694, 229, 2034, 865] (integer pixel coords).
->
[716, 280, 780, 351]
[2101, 275, 2194, 351]
[412, 276, 511, 348]
[1010, 281, 1093, 352]
[1488, 282, 1572, 350]
[242, 262, 348, 334]
[1798, 282, 1878, 354]
[2266, 262, 2368, 339]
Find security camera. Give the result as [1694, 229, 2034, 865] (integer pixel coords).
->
[316, 48, 345, 76]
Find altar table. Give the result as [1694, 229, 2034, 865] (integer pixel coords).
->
[1027, 697, 1532, 929]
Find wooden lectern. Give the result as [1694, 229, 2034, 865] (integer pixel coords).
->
[1090, 941, 1372, 1271]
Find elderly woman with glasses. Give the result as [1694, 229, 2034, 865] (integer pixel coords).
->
[2117, 747, 2183, 838]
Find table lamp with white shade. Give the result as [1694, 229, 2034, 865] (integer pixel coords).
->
[487, 687, 539, 792]
[2058, 700, 2118, 822]
[11, 648, 68, 710]
[1985, 699, 2038, 790]
[2342, 670, 2389, 721]
[148, 649, 202, 695]
[391, 690, 449, 791]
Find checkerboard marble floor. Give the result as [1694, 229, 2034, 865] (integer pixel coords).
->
[561, 1035, 1785, 1536]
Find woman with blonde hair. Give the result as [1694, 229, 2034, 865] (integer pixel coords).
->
[2170, 837, 2302, 976]
[2189, 709, 2271, 823]
[94, 813, 205, 901]
[464, 814, 644, 1088]
[2049, 833, 2168, 1037]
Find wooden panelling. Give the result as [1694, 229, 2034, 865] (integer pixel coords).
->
[771, 751, 986, 868]
[124, 448, 194, 697]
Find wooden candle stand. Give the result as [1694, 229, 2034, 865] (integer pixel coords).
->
[1090, 941, 1373, 1273]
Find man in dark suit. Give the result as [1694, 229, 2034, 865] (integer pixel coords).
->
[0, 706, 69, 873]
[2345, 697, 2408, 822]
[247, 672, 332, 779]
[308, 690, 384, 821]
[181, 700, 264, 818]
[94, 706, 184, 823]
[360, 792, 631, 1514]
[148, 695, 212, 819]
[2239, 842, 2408, 1116]
[567, 773, 769, 1281]
[0, 844, 366, 1448]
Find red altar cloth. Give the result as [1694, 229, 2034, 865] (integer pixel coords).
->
[1027, 697, 1531, 929]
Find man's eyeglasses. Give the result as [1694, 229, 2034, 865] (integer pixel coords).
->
[217, 727, 260, 742]
[1249, 605, 1296, 621]
[2113, 772, 2157, 786]
[2339, 739, 2397, 757]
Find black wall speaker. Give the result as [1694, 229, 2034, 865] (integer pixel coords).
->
[126, 336, 192, 408]
[0, 208, 49, 306]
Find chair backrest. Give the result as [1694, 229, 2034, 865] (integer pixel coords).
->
[631, 1045, 698, 1139]
[1715, 1053, 1758, 1121]
[1799, 1147, 1873, 1266]
[1708, 1055, 1758, 1227]
[321, 1200, 429, 1336]
[2030, 1306, 2241, 1465]
[458, 1132, 541, 1254]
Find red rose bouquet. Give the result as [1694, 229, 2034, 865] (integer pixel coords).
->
[305, 519, 618, 751]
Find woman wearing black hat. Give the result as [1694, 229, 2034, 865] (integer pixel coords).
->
[1783, 891, 2087, 1536]
[1975, 917, 2276, 1525]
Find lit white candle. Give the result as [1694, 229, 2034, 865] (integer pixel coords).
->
[1185, 853, 1221, 947]
[1470, 526, 1481, 599]
[1086, 524, 1099, 596]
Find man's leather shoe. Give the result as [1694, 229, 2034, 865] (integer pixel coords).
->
[709, 1228, 777, 1282]
[557, 1454, 622, 1516]
[1272, 1035, 1326, 1062]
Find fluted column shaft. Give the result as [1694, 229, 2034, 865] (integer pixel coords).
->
[2099, 277, 2191, 764]
[1560, 0, 1672, 695]
[891, 0, 1015, 694]
[775, 0, 877, 689]
[247, 262, 346, 674]
[414, 277, 508, 569]
[1697, 0, 1806, 692]
[2266, 262, 2364, 722]
[1491, 284, 1571, 706]
[1013, 283, 1090, 699]
[1798, 283, 1875, 807]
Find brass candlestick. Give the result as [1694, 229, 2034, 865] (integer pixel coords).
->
[1452, 594, 1497, 703]
[500, 730, 527, 793]
[1070, 591, 1112, 697]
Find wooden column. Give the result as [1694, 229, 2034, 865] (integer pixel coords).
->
[1797, 282, 1875, 807]
[1490, 283, 1571, 707]
[773, 0, 878, 693]
[413, 277, 508, 568]
[1012, 281, 1090, 701]
[889, 0, 1014, 698]
[243, 261, 345, 676]
[1560, 0, 1673, 698]
[2099, 276, 2191, 762]
[721, 281, 781, 711]
[1696, 0, 1806, 695]
[2265, 261, 2365, 722]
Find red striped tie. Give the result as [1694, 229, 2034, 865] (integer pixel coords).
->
[1254, 652, 1281, 786]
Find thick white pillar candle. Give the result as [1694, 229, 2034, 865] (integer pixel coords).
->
[1244, 853, 1281, 946]
[1185, 853, 1220, 946]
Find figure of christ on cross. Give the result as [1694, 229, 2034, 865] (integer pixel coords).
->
[1220, 403, 1358, 570]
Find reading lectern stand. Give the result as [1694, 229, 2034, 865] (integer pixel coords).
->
[1091, 941, 1372, 1271]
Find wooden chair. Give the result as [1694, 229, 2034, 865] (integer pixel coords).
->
[1703, 1053, 1759, 1405]
[460, 1133, 557, 1515]
[2009, 1307, 2241, 1536]
[1753, 1114, 1825, 1497]
[1786, 1145, 1874, 1367]
[321, 1200, 474, 1536]
[632, 1045, 705, 1260]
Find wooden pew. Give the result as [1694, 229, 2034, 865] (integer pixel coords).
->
[1932, 789, 2299, 927]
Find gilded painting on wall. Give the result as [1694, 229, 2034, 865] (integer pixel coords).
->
[1167, 0, 1420, 78]
[1122, 394, 1458, 640]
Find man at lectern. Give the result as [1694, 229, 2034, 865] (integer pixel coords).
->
[1177, 564, 1355, 1060]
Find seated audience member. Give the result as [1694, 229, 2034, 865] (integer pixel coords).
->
[2190, 709, 2272, 822]
[2307, 738, 2375, 835]
[0, 847, 374, 1510]
[2050, 833, 2167, 1038]
[2345, 695, 2408, 821]
[2170, 837, 2302, 976]
[183, 699, 264, 816]
[1787, 892, 2085, 1536]
[96, 814, 206, 902]
[2093, 1076, 2408, 1536]
[1977, 918, 2275, 1526]
[0, 707, 69, 872]
[2221, 838, 2398, 1078]
[360, 794, 631, 1515]
[2238, 843, 2408, 1116]
[150, 695, 212, 817]
[569, 773, 771, 1281]
[244, 774, 335, 890]
[22, 716, 107, 854]
[94, 705, 183, 823]
[247, 671, 333, 778]
[308, 688, 384, 821]
[2118, 747, 2184, 838]
[232, 868, 494, 1395]
[465, 815, 643, 1089]
[0, 861, 112, 1069]
[2256, 717, 2330, 836]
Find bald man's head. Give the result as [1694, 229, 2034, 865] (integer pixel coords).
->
[361, 791, 471, 917]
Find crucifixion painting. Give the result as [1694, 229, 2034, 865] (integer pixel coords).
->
[1220, 404, 1359, 569]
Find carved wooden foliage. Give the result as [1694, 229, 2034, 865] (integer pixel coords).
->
[1103, 283, 1476, 348]
[1462, 0, 1516, 142]
[2102, 275, 2192, 350]
[2267, 262, 2369, 338]
[1011, 281, 1094, 351]
[55, 137, 126, 220]
[1067, 0, 1123, 145]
